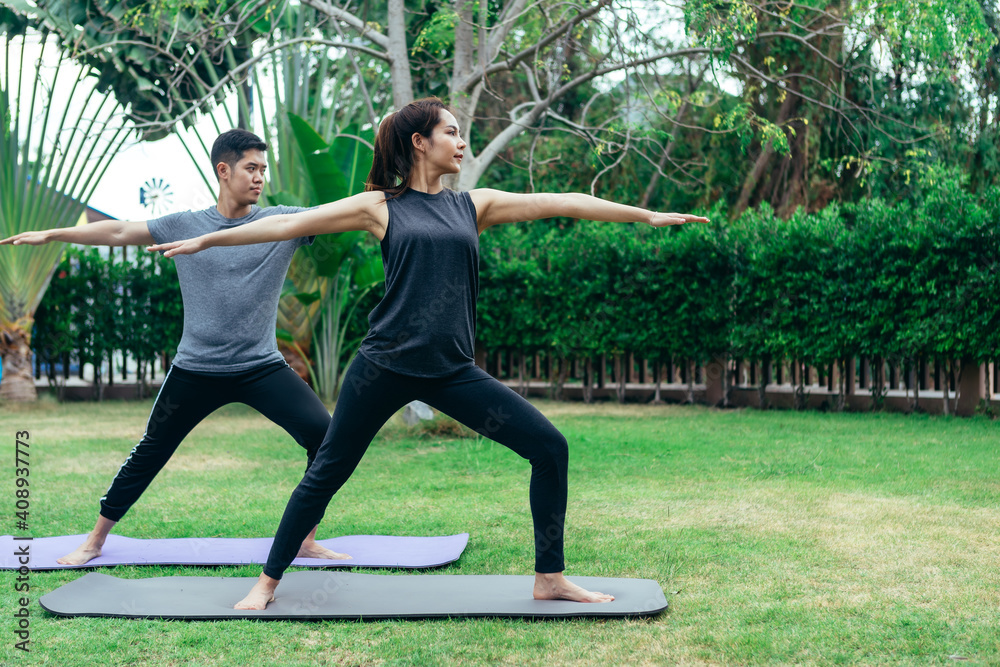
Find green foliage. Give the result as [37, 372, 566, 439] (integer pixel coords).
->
[684, 0, 758, 66]
[279, 113, 383, 401]
[730, 204, 850, 367]
[646, 220, 734, 363]
[412, 8, 459, 58]
[480, 220, 732, 371]
[119, 248, 184, 373]
[855, 0, 993, 73]
[478, 169, 999, 371]
[3, 0, 259, 139]
[33, 247, 183, 395]
[0, 29, 130, 329]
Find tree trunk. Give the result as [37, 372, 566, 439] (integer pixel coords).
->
[941, 358, 950, 416]
[686, 359, 695, 405]
[615, 354, 626, 404]
[552, 356, 569, 401]
[0, 323, 38, 402]
[94, 361, 105, 402]
[757, 356, 770, 410]
[386, 0, 414, 106]
[951, 359, 964, 416]
[731, 80, 805, 219]
[449, 0, 484, 149]
[721, 356, 731, 408]
[652, 362, 664, 404]
[870, 356, 886, 411]
[583, 357, 594, 404]
[835, 358, 846, 412]
[794, 361, 806, 410]
[518, 351, 527, 397]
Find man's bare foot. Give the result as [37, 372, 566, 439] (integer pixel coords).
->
[56, 542, 104, 566]
[533, 572, 615, 603]
[56, 516, 117, 565]
[234, 573, 280, 610]
[296, 539, 351, 560]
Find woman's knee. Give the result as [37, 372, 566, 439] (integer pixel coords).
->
[304, 414, 332, 453]
[533, 428, 568, 472]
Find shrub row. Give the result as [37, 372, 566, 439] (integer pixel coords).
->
[30, 178, 999, 397]
[478, 183, 1000, 372]
[33, 247, 183, 394]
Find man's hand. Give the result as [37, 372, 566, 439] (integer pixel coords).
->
[649, 213, 711, 227]
[0, 230, 54, 246]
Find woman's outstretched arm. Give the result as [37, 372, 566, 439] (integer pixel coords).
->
[470, 189, 709, 232]
[146, 191, 388, 257]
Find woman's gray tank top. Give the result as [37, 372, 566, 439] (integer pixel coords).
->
[357, 188, 479, 377]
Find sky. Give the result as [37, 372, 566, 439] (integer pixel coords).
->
[87, 130, 218, 222]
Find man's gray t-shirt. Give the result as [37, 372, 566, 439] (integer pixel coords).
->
[147, 205, 312, 373]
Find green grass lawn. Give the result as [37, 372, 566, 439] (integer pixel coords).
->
[1, 397, 998, 666]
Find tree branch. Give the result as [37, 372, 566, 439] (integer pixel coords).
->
[455, 0, 612, 94]
[129, 36, 388, 132]
[300, 0, 390, 50]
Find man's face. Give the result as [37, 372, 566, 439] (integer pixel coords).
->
[221, 149, 267, 204]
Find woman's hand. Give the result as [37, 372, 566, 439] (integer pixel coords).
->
[649, 212, 711, 227]
[146, 236, 210, 258]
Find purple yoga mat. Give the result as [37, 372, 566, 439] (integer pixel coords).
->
[0, 533, 468, 571]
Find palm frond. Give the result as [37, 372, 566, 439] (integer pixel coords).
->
[0, 29, 131, 329]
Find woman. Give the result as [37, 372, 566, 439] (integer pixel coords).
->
[150, 97, 709, 610]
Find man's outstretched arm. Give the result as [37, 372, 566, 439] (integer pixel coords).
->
[0, 220, 154, 247]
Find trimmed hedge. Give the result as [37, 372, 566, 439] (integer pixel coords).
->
[33, 247, 183, 393]
[478, 185, 1000, 371]
[30, 179, 1000, 399]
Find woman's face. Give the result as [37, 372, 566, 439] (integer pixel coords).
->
[422, 109, 467, 175]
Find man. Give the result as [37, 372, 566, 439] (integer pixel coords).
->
[1, 129, 345, 565]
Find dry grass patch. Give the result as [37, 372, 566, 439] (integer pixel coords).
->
[538, 400, 706, 419]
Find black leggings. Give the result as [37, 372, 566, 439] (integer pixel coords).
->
[100, 362, 331, 522]
[262, 354, 569, 579]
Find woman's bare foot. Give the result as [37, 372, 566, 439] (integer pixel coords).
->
[234, 573, 280, 610]
[533, 572, 615, 603]
[297, 525, 351, 560]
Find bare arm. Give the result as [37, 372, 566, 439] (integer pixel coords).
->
[0, 220, 154, 246]
[147, 191, 389, 257]
[470, 189, 709, 232]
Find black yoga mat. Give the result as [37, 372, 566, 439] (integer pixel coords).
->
[1, 533, 468, 570]
[39, 571, 668, 620]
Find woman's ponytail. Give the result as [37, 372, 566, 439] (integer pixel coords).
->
[366, 112, 401, 193]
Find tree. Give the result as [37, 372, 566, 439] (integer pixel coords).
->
[8, 0, 991, 204]
[0, 13, 130, 401]
[724, 0, 996, 216]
